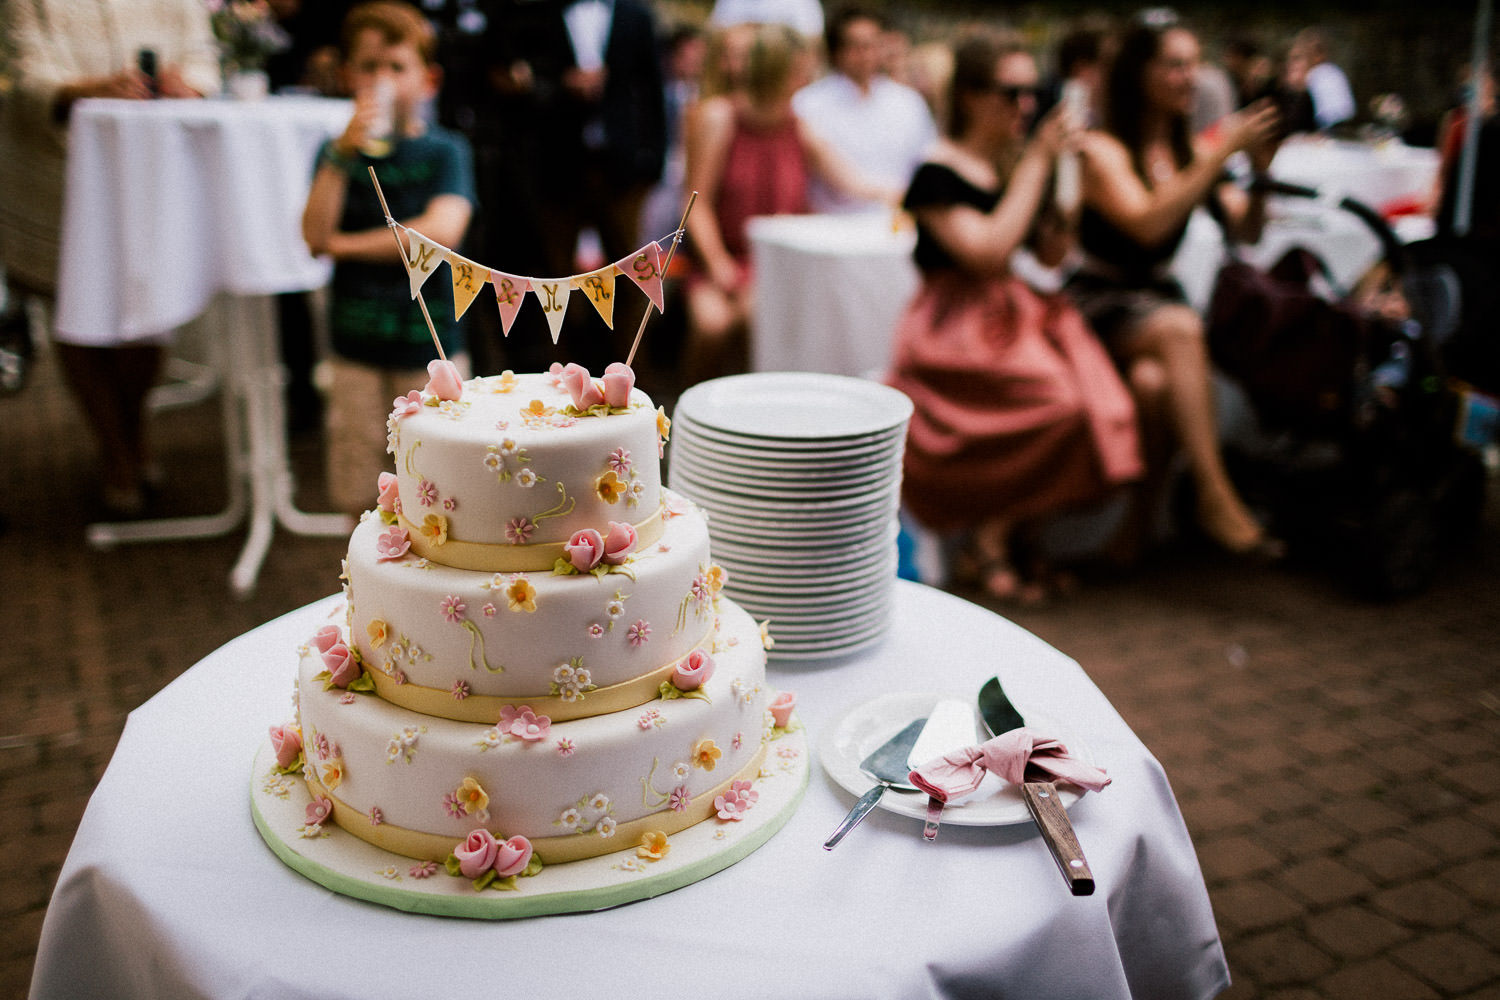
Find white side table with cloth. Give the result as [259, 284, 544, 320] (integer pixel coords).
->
[55, 96, 356, 597]
[748, 212, 920, 378]
[30, 581, 1230, 1000]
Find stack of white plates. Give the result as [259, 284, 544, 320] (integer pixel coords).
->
[668, 372, 913, 661]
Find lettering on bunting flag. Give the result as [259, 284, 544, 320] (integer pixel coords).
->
[389, 221, 671, 343]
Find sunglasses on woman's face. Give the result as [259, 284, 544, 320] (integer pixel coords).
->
[988, 83, 1039, 103]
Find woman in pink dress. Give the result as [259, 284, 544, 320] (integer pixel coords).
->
[887, 30, 1142, 603]
[680, 21, 896, 383]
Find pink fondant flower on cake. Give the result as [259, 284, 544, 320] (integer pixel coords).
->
[505, 516, 535, 545]
[305, 795, 334, 826]
[636, 830, 670, 861]
[322, 641, 361, 688]
[601, 362, 635, 409]
[602, 521, 637, 565]
[310, 625, 341, 655]
[498, 705, 551, 742]
[769, 691, 797, 729]
[374, 527, 411, 562]
[692, 738, 722, 772]
[376, 471, 400, 512]
[269, 724, 302, 770]
[442, 791, 466, 818]
[493, 835, 534, 878]
[453, 828, 500, 878]
[627, 620, 651, 646]
[608, 447, 632, 475]
[587, 623, 605, 639]
[556, 738, 576, 757]
[417, 478, 439, 507]
[714, 780, 759, 821]
[483, 603, 497, 617]
[564, 528, 605, 572]
[671, 649, 715, 692]
[424, 358, 464, 402]
[547, 361, 567, 387]
[560, 362, 606, 410]
[410, 860, 439, 879]
[668, 785, 691, 812]
[440, 595, 466, 623]
[451, 679, 470, 701]
[444, 497, 458, 511]
[391, 389, 424, 419]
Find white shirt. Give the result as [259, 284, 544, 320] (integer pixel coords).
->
[708, 0, 823, 37]
[1306, 61, 1356, 129]
[792, 73, 938, 214]
[563, 0, 612, 71]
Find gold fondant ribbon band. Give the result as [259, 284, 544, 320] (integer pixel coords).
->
[307, 741, 768, 865]
[368, 627, 715, 723]
[399, 506, 666, 573]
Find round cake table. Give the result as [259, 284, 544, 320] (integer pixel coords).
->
[29, 581, 1229, 1000]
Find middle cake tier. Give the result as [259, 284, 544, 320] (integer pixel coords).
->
[343, 494, 723, 724]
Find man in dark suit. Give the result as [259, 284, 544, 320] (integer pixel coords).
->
[482, 0, 668, 371]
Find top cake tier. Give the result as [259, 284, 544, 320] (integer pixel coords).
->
[386, 371, 668, 571]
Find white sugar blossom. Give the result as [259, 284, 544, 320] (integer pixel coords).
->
[588, 792, 611, 813]
[482, 451, 502, 472]
[484, 573, 506, 592]
[597, 816, 617, 838]
[498, 438, 518, 457]
[559, 807, 582, 830]
[672, 761, 691, 781]
[574, 668, 592, 688]
[516, 468, 538, 488]
[553, 663, 576, 685]
[385, 739, 402, 763]
[605, 599, 626, 619]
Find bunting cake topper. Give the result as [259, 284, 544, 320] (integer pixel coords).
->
[367, 167, 692, 364]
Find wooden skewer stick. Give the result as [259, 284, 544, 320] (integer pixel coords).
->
[625, 190, 697, 368]
[368, 166, 446, 362]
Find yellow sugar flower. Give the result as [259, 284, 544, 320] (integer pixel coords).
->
[637, 830, 671, 861]
[320, 758, 344, 791]
[495, 370, 518, 393]
[366, 618, 389, 649]
[759, 620, 775, 651]
[596, 470, 626, 504]
[419, 513, 448, 546]
[707, 564, 727, 595]
[506, 575, 538, 613]
[692, 738, 722, 772]
[455, 776, 489, 816]
[656, 406, 671, 442]
[526, 399, 554, 418]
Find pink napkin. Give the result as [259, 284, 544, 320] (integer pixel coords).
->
[907, 727, 1111, 803]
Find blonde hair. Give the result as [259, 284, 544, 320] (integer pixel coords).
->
[744, 22, 806, 106]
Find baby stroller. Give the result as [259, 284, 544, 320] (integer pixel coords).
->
[1206, 178, 1490, 599]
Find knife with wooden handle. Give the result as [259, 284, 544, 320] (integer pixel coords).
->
[979, 676, 1095, 896]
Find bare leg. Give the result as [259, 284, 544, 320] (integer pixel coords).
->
[57, 342, 163, 512]
[1117, 305, 1266, 553]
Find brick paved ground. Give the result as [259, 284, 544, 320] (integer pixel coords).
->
[3, 341, 1498, 999]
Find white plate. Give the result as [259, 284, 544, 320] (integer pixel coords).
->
[669, 464, 897, 503]
[819, 691, 1092, 827]
[673, 418, 907, 458]
[669, 437, 905, 478]
[675, 373, 913, 442]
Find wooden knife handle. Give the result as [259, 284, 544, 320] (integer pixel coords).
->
[1021, 782, 1095, 896]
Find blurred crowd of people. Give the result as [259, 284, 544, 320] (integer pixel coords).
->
[0, 1, 1494, 582]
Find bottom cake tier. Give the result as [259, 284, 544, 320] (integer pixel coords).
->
[286, 600, 780, 865]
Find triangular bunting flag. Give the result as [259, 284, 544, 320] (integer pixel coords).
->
[620, 241, 666, 314]
[570, 267, 617, 329]
[532, 280, 572, 343]
[447, 252, 491, 320]
[491, 273, 531, 337]
[402, 230, 445, 299]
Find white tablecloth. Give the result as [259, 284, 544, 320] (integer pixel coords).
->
[30, 581, 1229, 1000]
[1265, 136, 1439, 216]
[749, 212, 920, 379]
[56, 95, 350, 345]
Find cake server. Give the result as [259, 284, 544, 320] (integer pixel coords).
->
[978, 676, 1095, 895]
[906, 698, 982, 842]
[823, 716, 926, 850]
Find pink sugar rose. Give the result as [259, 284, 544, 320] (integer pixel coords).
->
[391, 389, 423, 419]
[322, 642, 361, 688]
[454, 828, 500, 879]
[306, 795, 334, 826]
[499, 705, 551, 742]
[769, 691, 797, 729]
[376, 472, 400, 513]
[560, 362, 606, 410]
[671, 649, 715, 691]
[375, 527, 411, 561]
[424, 359, 464, 402]
[564, 528, 605, 572]
[602, 520, 637, 565]
[601, 362, 635, 408]
[494, 835, 534, 878]
[269, 724, 302, 769]
[310, 625, 342, 654]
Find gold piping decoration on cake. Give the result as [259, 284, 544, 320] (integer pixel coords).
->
[303, 741, 767, 865]
[360, 626, 715, 724]
[399, 504, 665, 573]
